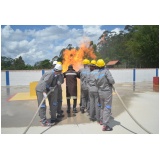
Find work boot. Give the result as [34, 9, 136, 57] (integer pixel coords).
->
[89, 117, 96, 121]
[41, 119, 49, 126]
[73, 107, 77, 113]
[81, 108, 84, 113]
[57, 113, 64, 118]
[102, 125, 113, 131]
[50, 119, 60, 124]
[99, 121, 103, 125]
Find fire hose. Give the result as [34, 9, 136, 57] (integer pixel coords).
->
[23, 85, 57, 134]
[112, 86, 152, 134]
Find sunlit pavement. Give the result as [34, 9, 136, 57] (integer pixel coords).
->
[1, 82, 159, 134]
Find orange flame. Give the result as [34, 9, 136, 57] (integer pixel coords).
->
[62, 39, 96, 72]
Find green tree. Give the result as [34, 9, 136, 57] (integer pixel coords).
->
[25, 64, 34, 70]
[1, 56, 14, 70]
[34, 59, 51, 69]
[14, 56, 26, 70]
[125, 25, 159, 68]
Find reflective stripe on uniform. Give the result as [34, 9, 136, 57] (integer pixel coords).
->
[65, 73, 77, 76]
[40, 104, 46, 108]
[67, 96, 77, 99]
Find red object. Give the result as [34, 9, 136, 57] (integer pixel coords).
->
[153, 77, 159, 85]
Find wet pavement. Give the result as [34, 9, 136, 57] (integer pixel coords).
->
[1, 82, 159, 134]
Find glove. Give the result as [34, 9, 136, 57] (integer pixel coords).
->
[43, 92, 47, 99]
[57, 81, 61, 85]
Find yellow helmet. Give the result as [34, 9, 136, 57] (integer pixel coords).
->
[57, 61, 62, 65]
[90, 60, 97, 66]
[96, 59, 105, 67]
[82, 59, 90, 65]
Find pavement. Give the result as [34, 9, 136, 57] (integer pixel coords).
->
[1, 81, 159, 134]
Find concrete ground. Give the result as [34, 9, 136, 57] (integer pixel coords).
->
[1, 81, 159, 134]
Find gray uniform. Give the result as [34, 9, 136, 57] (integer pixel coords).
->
[88, 69, 100, 121]
[57, 73, 64, 115]
[36, 70, 58, 121]
[95, 68, 115, 126]
[78, 66, 90, 111]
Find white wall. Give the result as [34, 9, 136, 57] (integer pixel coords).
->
[110, 69, 133, 83]
[136, 69, 156, 82]
[1, 68, 158, 86]
[1, 70, 44, 86]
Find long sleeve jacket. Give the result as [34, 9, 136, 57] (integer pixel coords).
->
[78, 66, 90, 90]
[88, 69, 99, 92]
[57, 73, 64, 90]
[36, 70, 57, 92]
[95, 68, 115, 92]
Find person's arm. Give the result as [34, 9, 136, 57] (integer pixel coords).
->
[105, 70, 115, 85]
[43, 73, 53, 91]
[57, 73, 64, 84]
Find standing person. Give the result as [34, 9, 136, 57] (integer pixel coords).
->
[47, 60, 57, 114]
[95, 59, 115, 131]
[47, 61, 64, 117]
[63, 65, 79, 113]
[56, 62, 64, 118]
[78, 59, 90, 113]
[35, 63, 63, 126]
[88, 60, 100, 121]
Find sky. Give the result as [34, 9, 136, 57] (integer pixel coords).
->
[1, 25, 125, 65]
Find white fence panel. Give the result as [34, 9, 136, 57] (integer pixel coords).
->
[1, 68, 158, 86]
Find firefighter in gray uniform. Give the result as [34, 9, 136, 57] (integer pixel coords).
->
[47, 60, 57, 114]
[88, 60, 100, 121]
[78, 59, 90, 113]
[35, 63, 62, 126]
[49, 61, 64, 118]
[56, 63, 64, 118]
[95, 59, 115, 131]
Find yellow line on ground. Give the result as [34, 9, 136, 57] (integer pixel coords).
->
[9, 92, 37, 101]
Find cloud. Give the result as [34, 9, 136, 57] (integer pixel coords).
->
[1, 25, 119, 65]
[110, 27, 126, 35]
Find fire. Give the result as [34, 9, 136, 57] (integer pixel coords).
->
[62, 39, 97, 72]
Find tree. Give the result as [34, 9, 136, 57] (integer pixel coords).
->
[34, 59, 51, 69]
[1, 56, 14, 70]
[14, 56, 26, 70]
[125, 25, 159, 68]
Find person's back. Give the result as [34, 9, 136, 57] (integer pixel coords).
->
[35, 63, 63, 126]
[64, 65, 79, 113]
[36, 70, 55, 92]
[96, 68, 115, 93]
[65, 69, 78, 86]
[79, 66, 90, 90]
[88, 69, 99, 92]
[95, 59, 115, 131]
[35, 69, 58, 126]
[77, 59, 90, 113]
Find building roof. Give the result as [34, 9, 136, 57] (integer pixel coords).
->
[106, 60, 120, 66]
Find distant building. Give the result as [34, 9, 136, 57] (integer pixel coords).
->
[106, 60, 121, 68]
